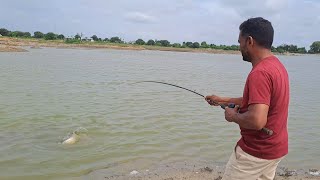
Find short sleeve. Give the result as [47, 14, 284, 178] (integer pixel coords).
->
[247, 70, 272, 106]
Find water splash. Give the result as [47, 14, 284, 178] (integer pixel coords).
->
[61, 127, 88, 145]
[74, 127, 88, 135]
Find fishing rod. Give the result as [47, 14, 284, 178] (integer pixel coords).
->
[134, 80, 273, 136]
[134, 81, 232, 109]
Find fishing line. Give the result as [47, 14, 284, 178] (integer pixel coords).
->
[132, 81, 229, 109]
[132, 80, 273, 135]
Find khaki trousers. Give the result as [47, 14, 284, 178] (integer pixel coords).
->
[222, 146, 283, 180]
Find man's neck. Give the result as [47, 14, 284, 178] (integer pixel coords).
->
[251, 49, 273, 67]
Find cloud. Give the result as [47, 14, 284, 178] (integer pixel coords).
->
[0, 0, 319, 47]
[124, 12, 156, 24]
[217, 0, 289, 18]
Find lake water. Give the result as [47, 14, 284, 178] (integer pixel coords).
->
[0, 48, 319, 179]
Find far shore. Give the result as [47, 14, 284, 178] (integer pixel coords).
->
[0, 44, 28, 52]
[0, 37, 309, 56]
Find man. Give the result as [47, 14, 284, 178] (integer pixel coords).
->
[205, 17, 289, 180]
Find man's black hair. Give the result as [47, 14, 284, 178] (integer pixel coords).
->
[239, 17, 274, 49]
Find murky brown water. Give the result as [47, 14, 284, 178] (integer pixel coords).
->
[0, 48, 319, 179]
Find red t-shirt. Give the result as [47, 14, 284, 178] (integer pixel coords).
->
[237, 55, 289, 160]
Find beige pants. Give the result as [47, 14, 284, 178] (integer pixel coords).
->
[222, 146, 283, 180]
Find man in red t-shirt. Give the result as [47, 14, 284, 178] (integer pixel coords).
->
[206, 17, 289, 180]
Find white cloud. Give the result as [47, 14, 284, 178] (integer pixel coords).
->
[265, 0, 289, 11]
[217, 0, 289, 18]
[124, 12, 156, 24]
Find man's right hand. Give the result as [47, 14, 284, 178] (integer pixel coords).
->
[205, 95, 222, 106]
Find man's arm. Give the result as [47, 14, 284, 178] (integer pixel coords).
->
[219, 97, 243, 106]
[205, 95, 243, 106]
[226, 103, 269, 130]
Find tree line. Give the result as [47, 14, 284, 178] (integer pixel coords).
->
[0, 28, 319, 54]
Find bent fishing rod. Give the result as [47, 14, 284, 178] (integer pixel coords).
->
[134, 81, 231, 109]
[134, 80, 273, 135]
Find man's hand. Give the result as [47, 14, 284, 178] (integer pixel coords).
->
[205, 95, 222, 106]
[224, 105, 240, 122]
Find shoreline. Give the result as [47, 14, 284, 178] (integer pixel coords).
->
[0, 44, 28, 52]
[0, 37, 310, 56]
[80, 161, 320, 180]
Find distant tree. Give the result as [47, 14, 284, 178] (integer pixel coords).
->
[74, 34, 81, 40]
[172, 43, 181, 48]
[0, 28, 10, 36]
[110, 36, 122, 43]
[34, 31, 44, 38]
[103, 38, 109, 42]
[158, 40, 170, 47]
[57, 34, 65, 39]
[44, 32, 57, 40]
[192, 42, 200, 48]
[223, 46, 231, 50]
[230, 45, 240, 51]
[146, 39, 155, 45]
[9, 31, 25, 37]
[65, 39, 81, 44]
[8, 31, 16, 37]
[186, 42, 193, 48]
[309, 41, 320, 54]
[297, 47, 307, 54]
[276, 46, 285, 53]
[155, 41, 162, 46]
[135, 39, 145, 45]
[91, 35, 98, 41]
[288, 45, 298, 53]
[278, 44, 299, 53]
[201, 41, 208, 48]
[23, 32, 31, 38]
[210, 44, 216, 49]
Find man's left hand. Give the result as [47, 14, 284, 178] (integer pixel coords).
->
[224, 105, 240, 122]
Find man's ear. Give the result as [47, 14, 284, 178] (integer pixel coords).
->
[247, 36, 254, 46]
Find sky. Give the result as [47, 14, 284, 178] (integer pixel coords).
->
[0, 0, 319, 48]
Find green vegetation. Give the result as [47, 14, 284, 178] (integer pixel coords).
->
[146, 39, 155, 46]
[57, 34, 65, 40]
[0, 27, 319, 54]
[272, 44, 307, 54]
[109, 37, 122, 43]
[172, 43, 181, 48]
[309, 41, 320, 54]
[8, 31, 31, 38]
[74, 34, 81, 40]
[135, 39, 145, 45]
[0, 28, 10, 36]
[44, 32, 57, 40]
[34, 31, 44, 38]
[65, 39, 81, 44]
[201, 41, 209, 48]
[91, 35, 99, 41]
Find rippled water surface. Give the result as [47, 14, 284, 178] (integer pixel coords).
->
[0, 48, 319, 179]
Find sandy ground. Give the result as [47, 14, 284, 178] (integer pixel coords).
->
[1, 37, 309, 56]
[0, 37, 308, 56]
[0, 44, 28, 52]
[0, 37, 241, 54]
[62, 161, 320, 180]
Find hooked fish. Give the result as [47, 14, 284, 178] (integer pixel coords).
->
[62, 131, 80, 145]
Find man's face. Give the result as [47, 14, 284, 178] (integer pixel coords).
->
[238, 32, 252, 62]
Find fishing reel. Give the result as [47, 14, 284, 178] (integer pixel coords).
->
[220, 103, 236, 109]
